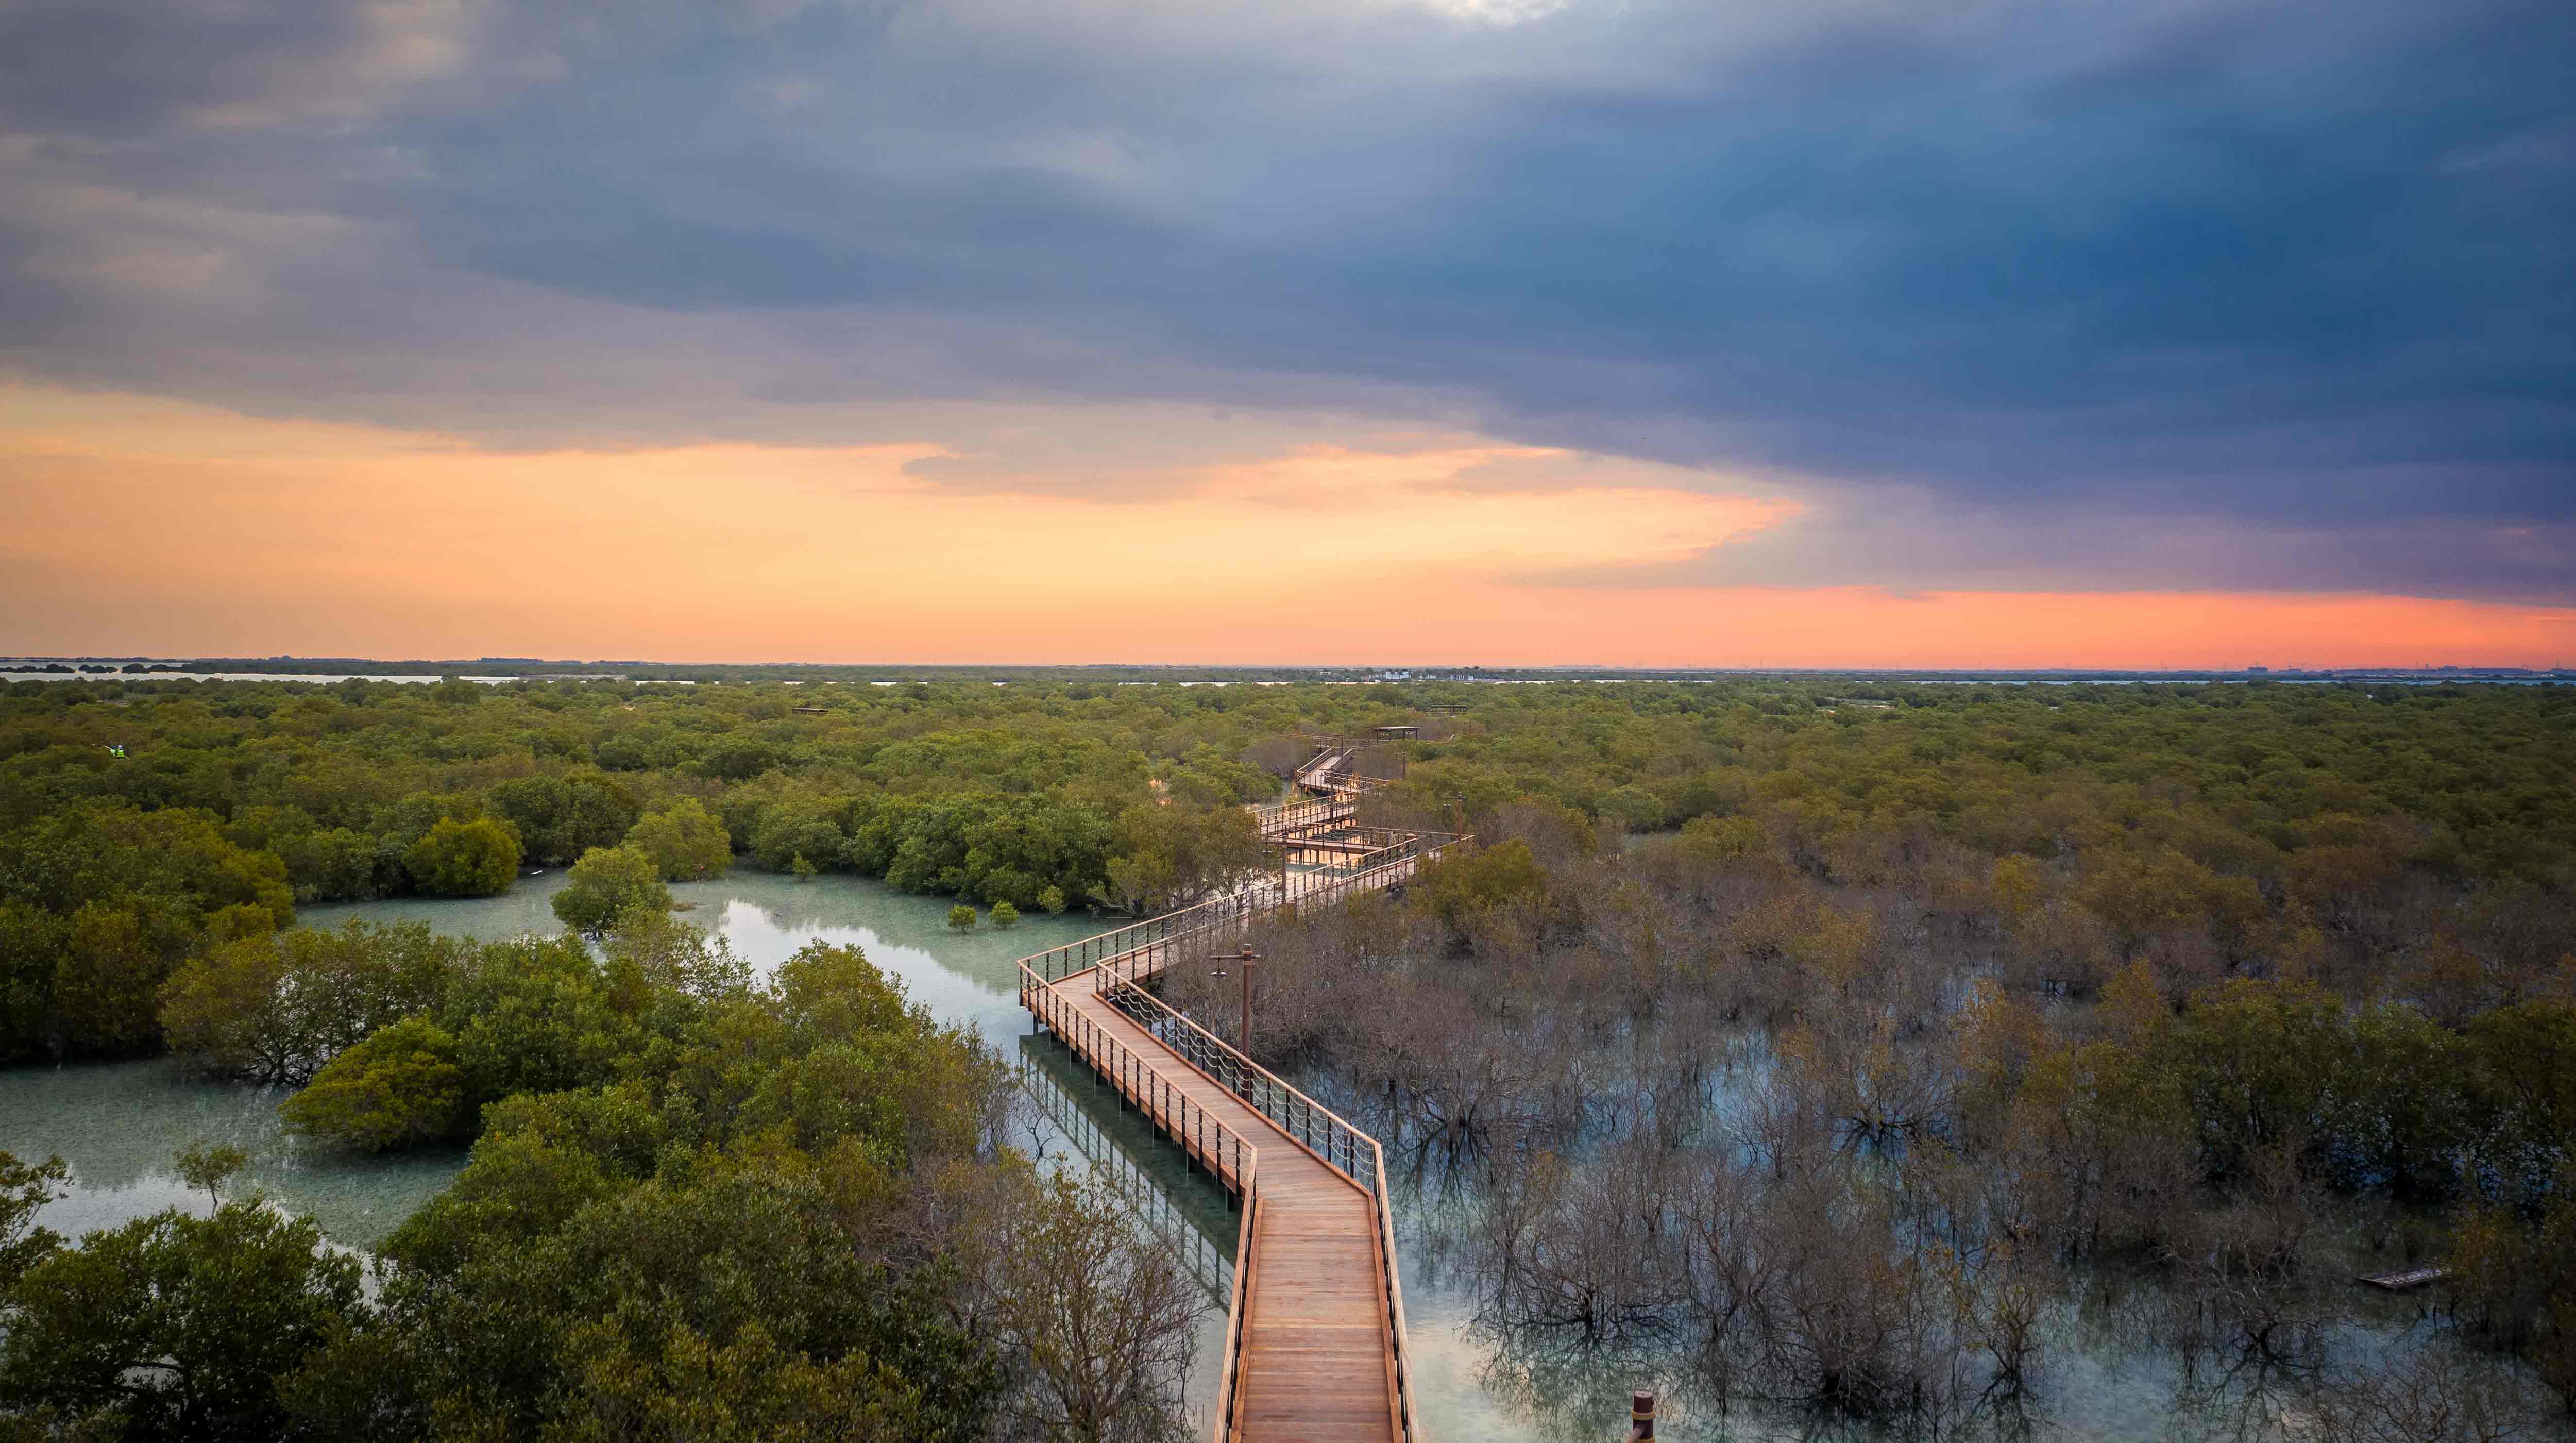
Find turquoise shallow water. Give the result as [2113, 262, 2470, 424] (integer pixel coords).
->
[303, 868, 1107, 1050]
[0, 1058, 465, 1249]
[0, 872, 1249, 1424]
[1, 870, 1103, 1249]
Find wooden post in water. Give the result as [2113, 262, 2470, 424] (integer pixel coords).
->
[1627, 1390, 1655, 1441]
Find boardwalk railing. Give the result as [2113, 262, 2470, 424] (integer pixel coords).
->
[1252, 792, 1354, 837]
[1275, 827, 1454, 879]
[1019, 884, 1279, 985]
[1021, 829, 1460, 994]
[1020, 961, 1259, 1191]
[1017, 741, 1455, 1443]
[1294, 744, 1382, 797]
[1214, 1164, 1263, 1439]
[1016, 1042, 1238, 1306]
[1097, 974, 1422, 1441]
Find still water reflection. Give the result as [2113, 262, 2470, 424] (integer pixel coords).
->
[0, 1059, 463, 1249]
[0, 875, 2530, 1439]
[305, 869, 1107, 1048]
[0, 871, 1100, 1246]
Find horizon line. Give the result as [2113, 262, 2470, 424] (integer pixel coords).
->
[7, 655, 2570, 677]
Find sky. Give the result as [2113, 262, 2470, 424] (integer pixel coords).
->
[1, 0, 2570, 667]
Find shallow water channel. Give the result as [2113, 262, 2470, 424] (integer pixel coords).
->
[0, 875, 1239, 1416]
[1, 872, 1112, 1239]
[0, 872, 2500, 1440]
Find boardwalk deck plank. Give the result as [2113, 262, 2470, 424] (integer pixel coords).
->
[1024, 750, 1442, 1443]
[1048, 980, 1399, 1441]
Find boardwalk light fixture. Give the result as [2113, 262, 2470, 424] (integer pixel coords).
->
[1207, 943, 1259, 1054]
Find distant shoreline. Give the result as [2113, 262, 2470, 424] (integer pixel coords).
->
[3, 656, 2568, 688]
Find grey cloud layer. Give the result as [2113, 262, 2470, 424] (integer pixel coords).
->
[1, 0, 2569, 598]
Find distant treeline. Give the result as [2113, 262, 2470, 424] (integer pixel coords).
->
[11, 657, 1412, 682]
[4, 676, 2571, 1067]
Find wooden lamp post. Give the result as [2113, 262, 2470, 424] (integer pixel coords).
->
[1207, 943, 1259, 1054]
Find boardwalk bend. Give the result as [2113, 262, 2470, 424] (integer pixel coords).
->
[1016, 743, 1463, 1443]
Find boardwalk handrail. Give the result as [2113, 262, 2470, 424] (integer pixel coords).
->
[1084, 837, 1464, 1443]
[1016, 1045, 1236, 1306]
[1293, 745, 1375, 795]
[1053, 838, 1460, 1016]
[1027, 831, 1460, 995]
[1293, 742, 1403, 799]
[1096, 971, 1427, 1442]
[1019, 961, 1261, 1193]
[1256, 736, 1400, 836]
[1015, 741, 1458, 1443]
[1251, 793, 1352, 836]
[1019, 883, 1277, 985]
[1092, 840, 1453, 1000]
[1214, 1159, 1262, 1439]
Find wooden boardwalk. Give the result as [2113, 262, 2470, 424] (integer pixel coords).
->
[1018, 744, 1453, 1443]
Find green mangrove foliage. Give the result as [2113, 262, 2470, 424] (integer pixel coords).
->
[159, 920, 470, 1086]
[548, 846, 669, 937]
[5, 670, 2573, 1059]
[4, 927, 1203, 1440]
[6, 672, 2576, 1425]
[622, 797, 732, 881]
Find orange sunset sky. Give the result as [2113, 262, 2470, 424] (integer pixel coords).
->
[3, 384, 2567, 670]
[3, 0, 2568, 671]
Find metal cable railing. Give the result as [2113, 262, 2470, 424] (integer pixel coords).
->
[1015, 1049, 1238, 1306]
[1013, 748, 1458, 1443]
[1019, 961, 1259, 1193]
[1095, 970, 1427, 1442]
[1019, 884, 1278, 984]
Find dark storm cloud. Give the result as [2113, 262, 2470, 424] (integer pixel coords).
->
[1522, 488, 2576, 603]
[0, 0, 2569, 598]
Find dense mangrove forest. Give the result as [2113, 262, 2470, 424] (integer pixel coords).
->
[3, 673, 2573, 1439]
